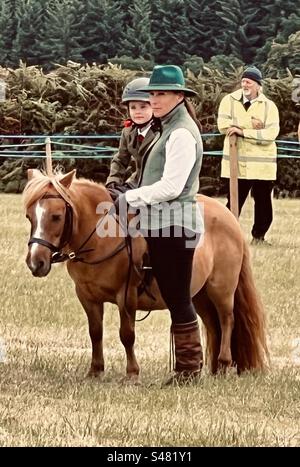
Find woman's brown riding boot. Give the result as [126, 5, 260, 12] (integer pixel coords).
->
[165, 319, 203, 385]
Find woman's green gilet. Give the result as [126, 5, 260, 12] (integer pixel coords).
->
[138, 103, 204, 232]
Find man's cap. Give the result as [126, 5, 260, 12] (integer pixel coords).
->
[241, 66, 263, 85]
[137, 65, 197, 97]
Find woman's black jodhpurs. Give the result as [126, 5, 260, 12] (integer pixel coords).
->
[145, 226, 200, 324]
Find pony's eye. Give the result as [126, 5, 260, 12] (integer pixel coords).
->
[51, 214, 61, 222]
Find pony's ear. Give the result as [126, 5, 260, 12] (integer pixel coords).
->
[59, 169, 76, 188]
[27, 168, 42, 180]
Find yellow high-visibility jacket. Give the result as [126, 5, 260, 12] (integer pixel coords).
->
[217, 89, 280, 180]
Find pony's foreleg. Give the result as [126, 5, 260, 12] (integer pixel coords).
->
[76, 286, 105, 378]
[119, 306, 140, 383]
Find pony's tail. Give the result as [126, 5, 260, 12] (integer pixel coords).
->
[231, 241, 269, 372]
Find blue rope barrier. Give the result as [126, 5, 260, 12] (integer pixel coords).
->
[277, 146, 300, 152]
[0, 134, 121, 139]
[2, 152, 299, 159]
[1, 153, 114, 159]
[0, 133, 299, 142]
[0, 133, 299, 159]
[0, 151, 115, 155]
[52, 141, 117, 150]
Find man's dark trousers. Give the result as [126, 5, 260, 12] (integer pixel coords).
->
[226, 179, 273, 239]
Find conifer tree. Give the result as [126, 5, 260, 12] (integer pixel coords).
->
[11, 0, 46, 66]
[120, 0, 154, 60]
[186, 0, 243, 62]
[275, 13, 300, 43]
[0, 0, 18, 66]
[35, 0, 83, 68]
[151, 0, 191, 64]
[263, 31, 300, 78]
[239, 0, 296, 64]
[76, 0, 126, 64]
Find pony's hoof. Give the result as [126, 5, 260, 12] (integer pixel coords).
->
[86, 370, 105, 380]
[120, 374, 141, 386]
[217, 358, 232, 374]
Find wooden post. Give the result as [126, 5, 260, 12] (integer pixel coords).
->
[45, 137, 53, 176]
[229, 134, 239, 219]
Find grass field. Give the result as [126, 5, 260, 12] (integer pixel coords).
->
[0, 193, 299, 447]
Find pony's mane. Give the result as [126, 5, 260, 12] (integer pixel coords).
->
[23, 170, 105, 214]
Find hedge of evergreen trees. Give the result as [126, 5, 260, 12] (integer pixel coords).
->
[0, 0, 299, 195]
[0, 62, 299, 196]
[0, 0, 299, 77]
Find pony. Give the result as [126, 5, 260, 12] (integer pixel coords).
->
[23, 169, 268, 382]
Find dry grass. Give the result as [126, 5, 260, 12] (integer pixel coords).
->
[0, 193, 299, 447]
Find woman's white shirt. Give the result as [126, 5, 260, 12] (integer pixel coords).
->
[125, 128, 196, 207]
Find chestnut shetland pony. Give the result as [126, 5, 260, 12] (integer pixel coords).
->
[23, 169, 268, 381]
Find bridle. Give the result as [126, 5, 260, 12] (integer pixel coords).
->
[28, 193, 127, 265]
[28, 194, 74, 260]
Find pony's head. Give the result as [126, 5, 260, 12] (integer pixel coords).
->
[23, 168, 77, 277]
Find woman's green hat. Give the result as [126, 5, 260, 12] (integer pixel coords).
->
[138, 65, 197, 97]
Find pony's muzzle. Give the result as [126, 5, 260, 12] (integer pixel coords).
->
[26, 249, 51, 277]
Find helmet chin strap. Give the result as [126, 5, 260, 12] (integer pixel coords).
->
[133, 117, 153, 130]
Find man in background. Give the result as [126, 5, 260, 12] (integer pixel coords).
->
[218, 66, 280, 245]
